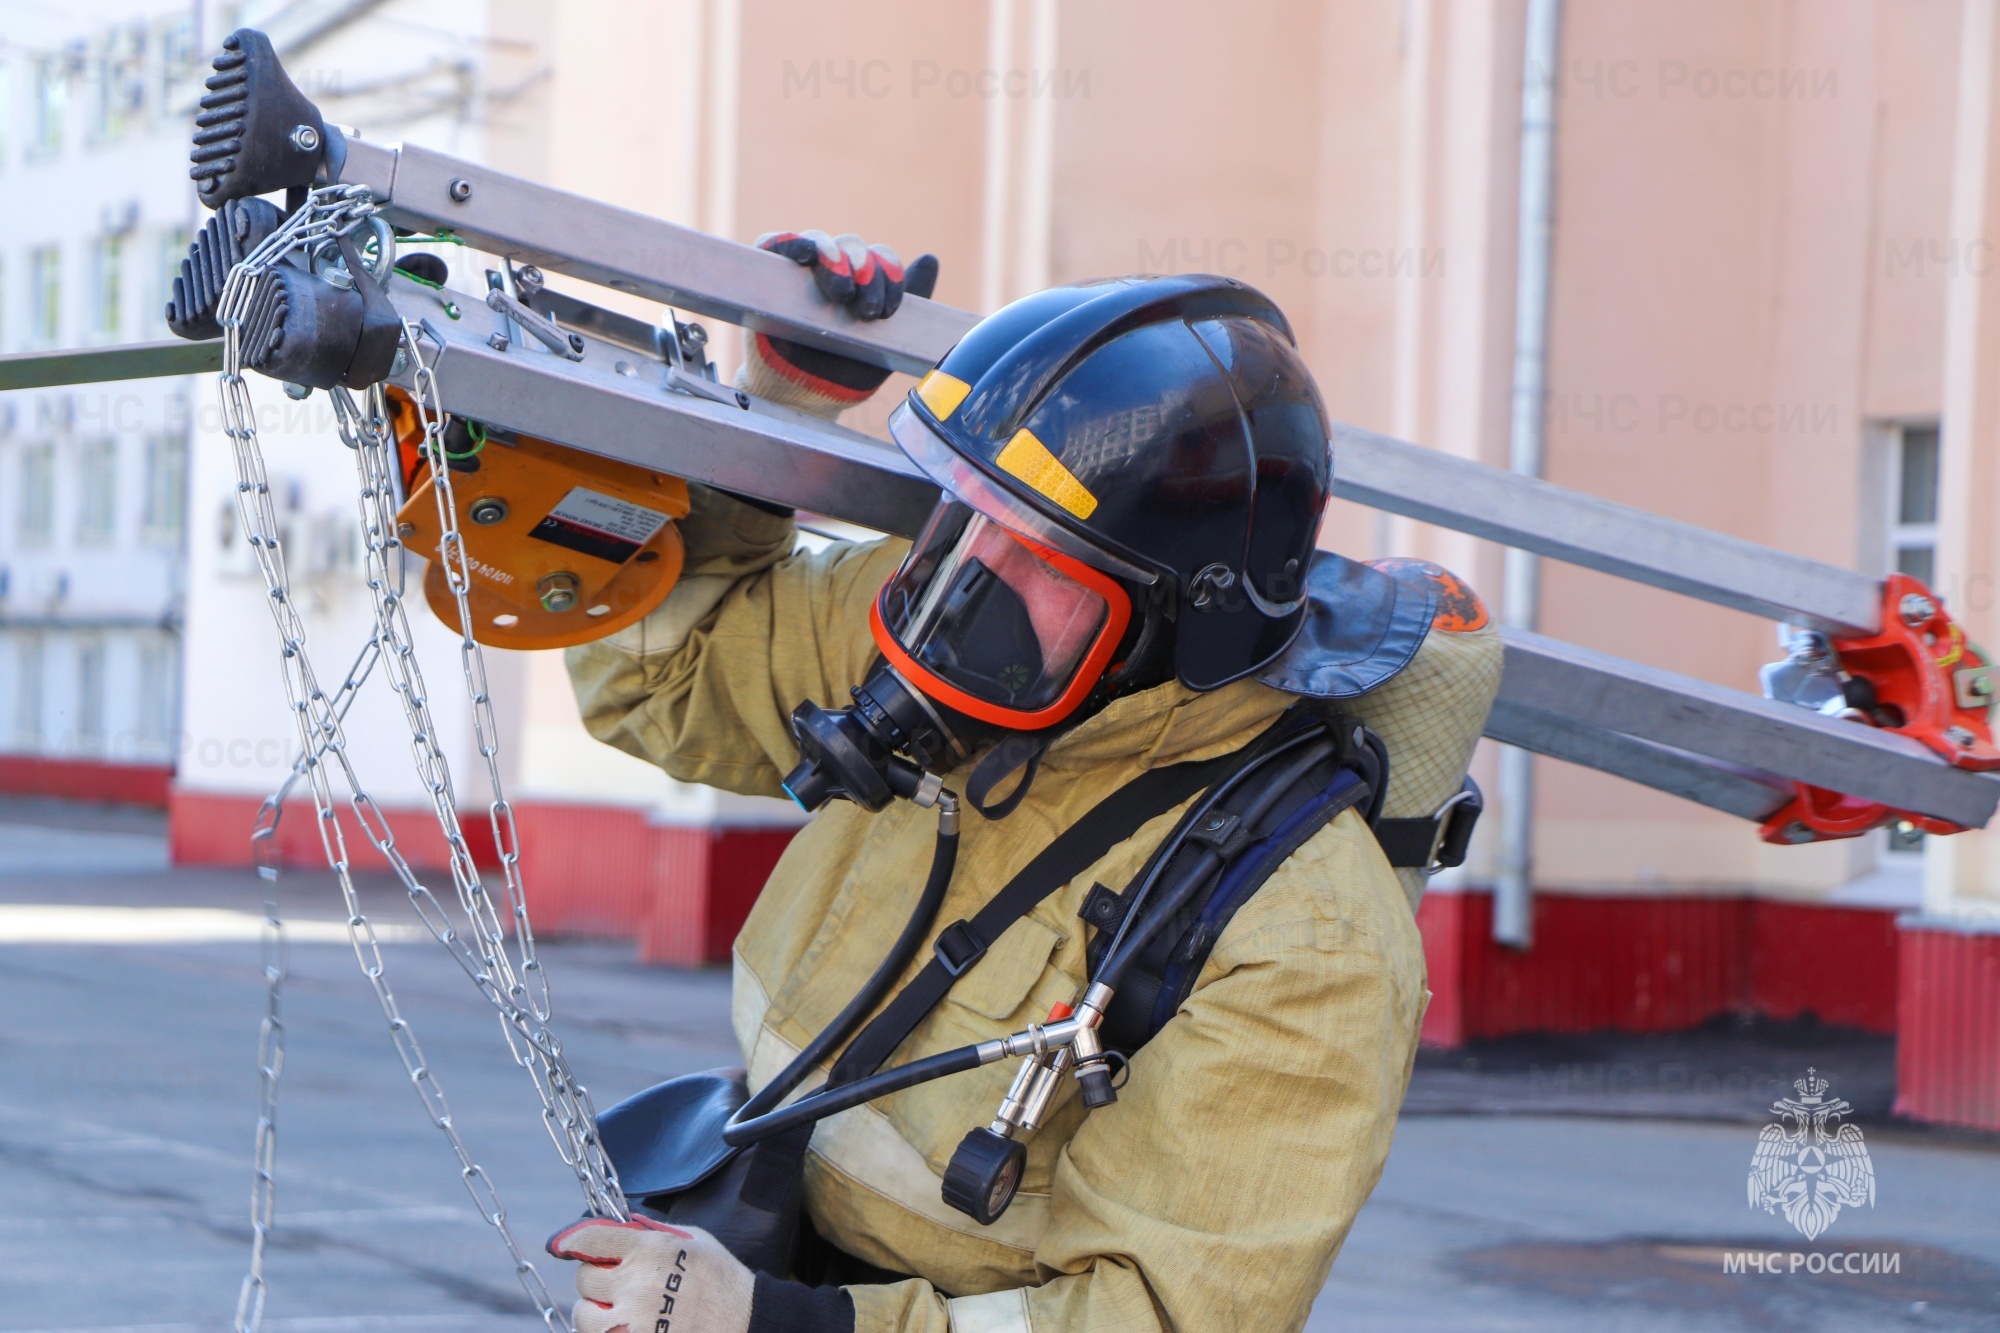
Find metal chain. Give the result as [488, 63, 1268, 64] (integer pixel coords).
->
[330, 362, 627, 1217]
[232, 839, 284, 1332]
[216, 187, 613, 1333]
[234, 633, 382, 1332]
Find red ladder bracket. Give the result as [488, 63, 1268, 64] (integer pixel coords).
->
[1760, 574, 2000, 845]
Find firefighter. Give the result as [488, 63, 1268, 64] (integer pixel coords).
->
[547, 231, 1501, 1332]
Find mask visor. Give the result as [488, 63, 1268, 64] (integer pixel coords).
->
[873, 503, 1131, 729]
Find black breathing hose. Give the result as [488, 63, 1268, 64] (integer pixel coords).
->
[1095, 728, 1327, 970]
[721, 734, 1352, 1148]
[723, 1042, 990, 1146]
[1093, 739, 1338, 991]
[729, 794, 960, 1127]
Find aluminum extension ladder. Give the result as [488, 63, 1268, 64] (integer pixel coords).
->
[5, 133, 1996, 842]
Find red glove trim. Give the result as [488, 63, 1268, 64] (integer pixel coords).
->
[545, 1214, 690, 1266]
[753, 333, 881, 404]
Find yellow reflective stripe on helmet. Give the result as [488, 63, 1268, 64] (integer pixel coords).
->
[915, 369, 972, 420]
[995, 427, 1098, 520]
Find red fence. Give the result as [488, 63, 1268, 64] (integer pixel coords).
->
[1896, 920, 2000, 1132]
[1418, 890, 1900, 1046]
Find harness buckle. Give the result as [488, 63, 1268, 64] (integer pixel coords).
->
[1424, 781, 1482, 874]
[933, 920, 988, 977]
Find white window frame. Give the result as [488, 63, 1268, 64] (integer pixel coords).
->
[76, 436, 119, 546]
[142, 431, 188, 545]
[1880, 419, 1942, 857]
[91, 232, 123, 339]
[137, 635, 179, 754]
[18, 442, 56, 548]
[31, 54, 66, 159]
[75, 636, 106, 753]
[13, 632, 45, 749]
[1889, 421, 1940, 586]
[29, 245, 61, 348]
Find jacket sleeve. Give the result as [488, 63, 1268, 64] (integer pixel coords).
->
[844, 814, 1428, 1333]
[563, 482, 909, 798]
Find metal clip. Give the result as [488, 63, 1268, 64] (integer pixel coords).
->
[1424, 787, 1478, 874]
[1954, 662, 1999, 712]
[484, 288, 585, 361]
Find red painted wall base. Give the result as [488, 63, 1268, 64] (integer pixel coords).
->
[169, 785, 498, 872]
[497, 801, 799, 966]
[1417, 890, 1900, 1047]
[511, 802, 660, 940]
[0, 754, 173, 806]
[170, 790, 799, 968]
[642, 824, 800, 967]
[1896, 919, 2000, 1133]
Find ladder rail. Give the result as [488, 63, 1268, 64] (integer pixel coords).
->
[336, 138, 972, 377]
[329, 137, 1888, 636]
[382, 284, 2000, 830]
[7, 143, 1963, 826]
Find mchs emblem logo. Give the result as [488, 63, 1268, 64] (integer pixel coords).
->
[1748, 1068, 1876, 1240]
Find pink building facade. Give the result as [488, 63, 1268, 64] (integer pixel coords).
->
[146, 1, 2000, 1128]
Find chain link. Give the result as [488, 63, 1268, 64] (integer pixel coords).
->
[217, 187, 621, 1332]
[234, 633, 382, 1332]
[334, 348, 627, 1215]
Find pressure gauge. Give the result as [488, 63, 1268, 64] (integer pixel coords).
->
[941, 1128, 1027, 1226]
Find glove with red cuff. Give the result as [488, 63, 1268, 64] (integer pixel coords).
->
[547, 1215, 854, 1333]
[738, 229, 939, 419]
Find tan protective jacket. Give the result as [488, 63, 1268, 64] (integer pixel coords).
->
[567, 487, 1501, 1333]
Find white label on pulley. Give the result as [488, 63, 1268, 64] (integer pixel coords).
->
[530, 487, 670, 564]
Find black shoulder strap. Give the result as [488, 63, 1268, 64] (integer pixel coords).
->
[1086, 716, 1375, 1050]
[825, 746, 1248, 1084]
[1373, 775, 1483, 870]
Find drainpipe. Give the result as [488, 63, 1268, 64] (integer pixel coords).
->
[1495, 0, 1562, 949]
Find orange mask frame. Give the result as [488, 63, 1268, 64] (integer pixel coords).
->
[868, 533, 1133, 732]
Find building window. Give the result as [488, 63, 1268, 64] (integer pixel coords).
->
[0, 57, 13, 170]
[154, 227, 189, 336]
[76, 638, 106, 754]
[31, 55, 66, 158]
[1891, 423, 1939, 587]
[91, 25, 149, 146]
[18, 443, 55, 548]
[157, 15, 198, 106]
[91, 233, 123, 338]
[13, 634, 44, 749]
[1882, 421, 1942, 856]
[77, 437, 118, 546]
[29, 245, 61, 347]
[138, 637, 178, 752]
[142, 433, 188, 543]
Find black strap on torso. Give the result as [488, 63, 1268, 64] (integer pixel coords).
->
[1084, 710, 1376, 1050]
[735, 743, 1254, 1215]
[732, 709, 1468, 1228]
[825, 745, 1252, 1084]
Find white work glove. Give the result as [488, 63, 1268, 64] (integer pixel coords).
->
[547, 1216, 755, 1333]
[737, 229, 940, 418]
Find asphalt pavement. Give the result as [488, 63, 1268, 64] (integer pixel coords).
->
[1, 804, 1995, 1332]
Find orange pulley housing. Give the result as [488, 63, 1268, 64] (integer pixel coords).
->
[385, 389, 691, 650]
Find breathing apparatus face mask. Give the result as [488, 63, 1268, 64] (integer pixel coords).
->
[782, 500, 1140, 815]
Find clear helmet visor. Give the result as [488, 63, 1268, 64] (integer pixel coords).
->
[879, 503, 1115, 715]
[887, 401, 1155, 585]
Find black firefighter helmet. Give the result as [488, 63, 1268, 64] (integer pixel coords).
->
[882, 273, 1333, 722]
